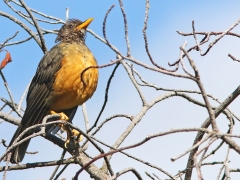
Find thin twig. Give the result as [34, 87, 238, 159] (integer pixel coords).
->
[0, 31, 19, 50]
[0, 158, 76, 172]
[19, 0, 47, 52]
[91, 114, 132, 136]
[194, 152, 203, 180]
[1, 116, 61, 162]
[2, 153, 11, 180]
[49, 150, 66, 180]
[145, 172, 155, 180]
[228, 53, 240, 62]
[66, 8, 69, 21]
[81, 103, 90, 151]
[107, 168, 143, 180]
[10, 0, 65, 23]
[192, 21, 201, 53]
[171, 135, 212, 162]
[0, 69, 22, 117]
[185, 85, 240, 180]
[217, 164, 225, 180]
[153, 173, 161, 180]
[53, 164, 69, 180]
[18, 82, 30, 112]
[92, 136, 175, 179]
[204, 140, 224, 160]
[121, 61, 147, 105]
[0, 111, 20, 125]
[181, 46, 218, 131]
[179, 41, 194, 77]
[118, 0, 131, 56]
[87, 62, 120, 133]
[0, 11, 42, 49]
[142, 0, 177, 72]
[224, 147, 231, 180]
[74, 127, 210, 178]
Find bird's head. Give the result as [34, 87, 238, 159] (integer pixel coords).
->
[55, 18, 93, 44]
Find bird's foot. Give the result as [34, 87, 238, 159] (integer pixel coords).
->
[64, 127, 83, 148]
[50, 110, 69, 130]
[49, 110, 82, 148]
[50, 110, 69, 120]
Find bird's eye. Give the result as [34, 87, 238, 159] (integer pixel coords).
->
[68, 25, 73, 29]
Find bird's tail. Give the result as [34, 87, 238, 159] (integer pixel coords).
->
[8, 124, 31, 163]
[8, 106, 78, 163]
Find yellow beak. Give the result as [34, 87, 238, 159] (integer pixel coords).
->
[75, 18, 93, 31]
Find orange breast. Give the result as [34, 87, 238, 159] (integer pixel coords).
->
[48, 43, 98, 111]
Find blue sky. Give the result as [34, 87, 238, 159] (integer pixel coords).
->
[1, 0, 240, 179]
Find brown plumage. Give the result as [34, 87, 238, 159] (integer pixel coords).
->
[8, 18, 98, 163]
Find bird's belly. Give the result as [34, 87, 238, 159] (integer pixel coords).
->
[49, 85, 97, 111]
[47, 47, 98, 111]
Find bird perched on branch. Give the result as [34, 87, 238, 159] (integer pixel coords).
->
[8, 18, 98, 163]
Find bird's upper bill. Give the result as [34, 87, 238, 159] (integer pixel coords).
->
[74, 18, 93, 31]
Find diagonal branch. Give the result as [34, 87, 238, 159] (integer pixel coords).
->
[18, 0, 47, 53]
[184, 85, 240, 180]
[0, 11, 43, 50]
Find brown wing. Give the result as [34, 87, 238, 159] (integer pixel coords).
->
[9, 44, 77, 163]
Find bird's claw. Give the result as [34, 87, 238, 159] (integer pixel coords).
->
[50, 110, 82, 148]
[64, 127, 83, 148]
[50, 110, 69, 120]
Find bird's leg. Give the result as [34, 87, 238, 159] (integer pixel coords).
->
[50, 110, 68, 131]
[50, 110, 83, 147]
[64, 128, 83, 148]
[50, 110, 69, 120]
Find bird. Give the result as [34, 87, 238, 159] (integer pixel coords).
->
[8, 18, 98, 163]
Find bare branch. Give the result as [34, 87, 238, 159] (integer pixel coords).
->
[0, 139, 8, 148]
[18, 0, 47, 52]
[177, 31, 240, 38]
[121, 61, 147, 105]
[49, 150, 66, 180]
[228, 53, 240, 62]
[203, 140, 224, 160]
[145, 172, 155, 180]
[88, 62, 120, 132]
[217, 164, 225, 180]
[1, 98, 24, 113]
[192, 21, 201, 52]
[118, 0, 131, 56]
[181, 46, 218, 131]
[143, 0, 178, 72]
[2, 153, 10, 180]
[153, 173, 161, 180]
[193, 154, 203, 180]
[0, 157, 77, 172]
[0, 11, 42, 50]
[18, 82, 30, 112]
[200, 17, 240, 55]
[171, 135, 213, 162]
[53, 164, 69, 180]
[74, 127, 210, 178]
[66, 8, 69, 21]
[10, 0, 64, 23]
[185, 85, 240, 180]
[1, 115, 60, 162]
[0, 69, 22, 117]
[81, 103, 90, 151]
[91, 114, 132, 137]
[92, 136, 175, 179]
[0, 111, 20, 125]
[0, 31, 19, 50]
[224, 147, 231, 180]
[107, 167, 143, 180]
